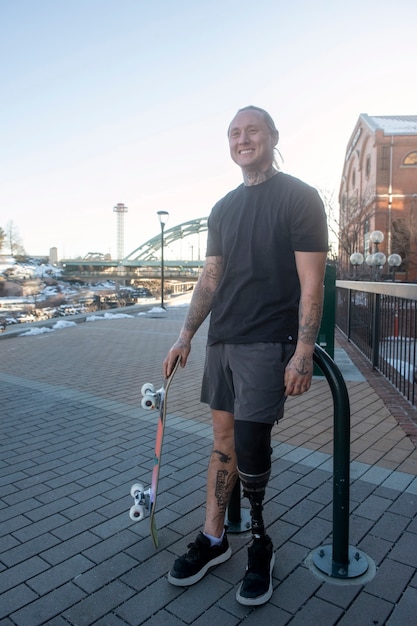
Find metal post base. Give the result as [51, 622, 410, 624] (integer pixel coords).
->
[226, 508, 251, 534]
[311, 545, 370, 579]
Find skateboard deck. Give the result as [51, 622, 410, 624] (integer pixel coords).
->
[129, 357, 180, 547]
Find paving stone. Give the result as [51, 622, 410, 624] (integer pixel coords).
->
[386, 587, 417, 625]
[1, 532, 61, 567]
[93, 614, 133, 626]
[291, 516, 333, 549]
[239, 603, 292, 625]
[40, 531, 102, 566]
[276, 484, 313, 508]
[271, 566, 322, 613]
[10, 582, 86, 626]
[0, 557, 50, 594]
[115, 577, 183, 624]
[354, 494, 392, 521]
[11, 513, 69, 542]
[62, 580, 135, 626]
[145, 607, 210, 626]
[27, 554, 95, 595]
[82, 528, 142, 565]
[365, 557, 415, 603]
[120, 549, 180, 593]
[358, 534, 392, 566]
[281, 498, 325, 527]
[336, 591, 394, 626]
[168, 574, 232, 623]
[72, 552, 138, 594]
[286, 595, 343, 625]
[371, 510, 411, 542]
[316, 582, 361, 609]
[388, 531, 417, 568]
[0, 584, 39, 620]
[388, 492, 417, 518]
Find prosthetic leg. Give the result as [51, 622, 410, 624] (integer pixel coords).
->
[235, 422, 275, 605]
[234, 421, 272, 539]
[238, 469, 270, 539]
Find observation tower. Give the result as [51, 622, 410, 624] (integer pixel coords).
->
[113, 202, 128, 260]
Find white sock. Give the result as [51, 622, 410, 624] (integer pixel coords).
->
[203, 530, 225, 546]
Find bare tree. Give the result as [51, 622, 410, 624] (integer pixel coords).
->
[320, 189, 377, 278]
[0, 227, 5, 252]
[391, 196, 417, 280]
[5, 221, 25, 257]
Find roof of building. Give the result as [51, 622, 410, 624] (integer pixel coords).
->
[361, 114, 417, 135]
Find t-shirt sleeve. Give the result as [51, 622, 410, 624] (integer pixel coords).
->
[290, 186, 328, 252]
[205, 205, 222, 257]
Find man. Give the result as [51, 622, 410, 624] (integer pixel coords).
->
[163, 106, 328, 606]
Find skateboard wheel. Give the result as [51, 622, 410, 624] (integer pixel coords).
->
[129, 504, 145, 521]
[141, 394, 156, 410]
[141, 382, 155, 396]
[130, 483, 144, 498]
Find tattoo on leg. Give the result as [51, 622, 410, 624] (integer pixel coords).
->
[215, 469, 237, 514]
[213, 449, 231, 464]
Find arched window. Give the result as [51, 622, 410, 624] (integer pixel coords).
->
[403, 151, 417, 166]
[365, 154, 371, 178]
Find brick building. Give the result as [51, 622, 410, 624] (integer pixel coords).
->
[338, 114, 417, 281]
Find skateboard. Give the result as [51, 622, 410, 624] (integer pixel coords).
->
[129, 357, 181, 547]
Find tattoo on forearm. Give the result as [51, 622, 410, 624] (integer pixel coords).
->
[183, 287, 213, 333]
[298, 303, 322, 345]
[183, 257, 223, 334]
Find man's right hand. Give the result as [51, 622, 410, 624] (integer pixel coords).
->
[163, 338, 191, 378]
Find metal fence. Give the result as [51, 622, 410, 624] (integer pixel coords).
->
[336, 281, 417, 407]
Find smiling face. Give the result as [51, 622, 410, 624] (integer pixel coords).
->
[228, 109, 278, 175]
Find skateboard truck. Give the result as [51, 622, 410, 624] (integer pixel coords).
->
[129, 483, 151, 521]
[141, 383, 164, 410]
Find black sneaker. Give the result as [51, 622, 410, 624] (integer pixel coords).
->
[168, 531, 232, 586]
[236, 535, 275, 606]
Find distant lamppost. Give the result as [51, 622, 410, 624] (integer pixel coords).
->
[388, 253, 402, 282]
[350, 230, 402, 281]
[349, 252, 364, 279]
[157, 211, 169, 308]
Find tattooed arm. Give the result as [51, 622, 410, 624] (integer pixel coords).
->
[284, 251, 327, 397]
[163, 255, 223, 376]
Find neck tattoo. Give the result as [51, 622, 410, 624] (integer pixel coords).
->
[243, 166, 278, 186]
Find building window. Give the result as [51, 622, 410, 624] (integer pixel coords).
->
[380, 146, 390, 170]
[379, 145, 390, 184]
[365, 154, 371, 179]
[352, 169, 356, 188]
[403, 151, 417, 166]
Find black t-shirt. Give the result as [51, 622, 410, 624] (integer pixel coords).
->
[206, 172, 328, 345]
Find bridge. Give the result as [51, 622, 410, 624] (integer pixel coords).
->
[60, 217, 208, 288]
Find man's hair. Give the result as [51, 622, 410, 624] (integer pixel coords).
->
[234, 105, 279, 140]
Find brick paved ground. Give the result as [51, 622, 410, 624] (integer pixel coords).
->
[1, 300, 417, 625]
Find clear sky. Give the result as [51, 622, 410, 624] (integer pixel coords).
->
[1, 0, 416, 259]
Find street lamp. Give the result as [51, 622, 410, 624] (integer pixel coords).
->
[157, 211, 169, 308]
[349, 252, 364, 279]
[388, 253, 402, 282]
[368, 230, 384, 249]
[350, 230, 401, 281]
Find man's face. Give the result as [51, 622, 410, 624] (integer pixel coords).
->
[228, 110, 278, 173]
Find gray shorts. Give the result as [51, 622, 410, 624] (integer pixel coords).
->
[200, 342, 295, 425]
